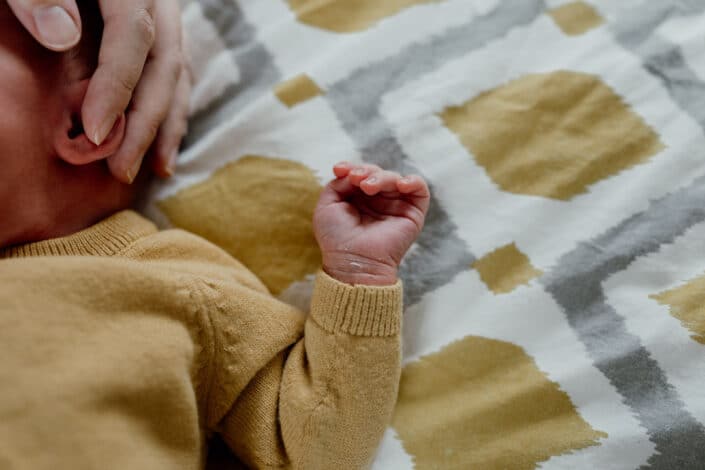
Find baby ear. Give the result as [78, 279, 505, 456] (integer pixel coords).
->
[52, 79, 125, 166]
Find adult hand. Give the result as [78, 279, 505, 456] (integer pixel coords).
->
[6, 0, 191, 183]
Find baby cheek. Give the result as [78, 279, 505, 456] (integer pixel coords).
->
[0, 85, 49, 168]
[0, 42, 67, 162]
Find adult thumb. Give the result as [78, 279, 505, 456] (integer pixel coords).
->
[6, 0, 81, 51]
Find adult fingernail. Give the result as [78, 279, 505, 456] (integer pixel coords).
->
[126, 156, 144, 185]
[92, 115, 118, 146]
[166, 150, 178, 177]
[33, 6, 80, 51]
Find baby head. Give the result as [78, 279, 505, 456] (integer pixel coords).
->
[0, 1, 143, 248]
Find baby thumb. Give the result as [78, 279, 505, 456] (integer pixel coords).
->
[6, 0, 81, 51]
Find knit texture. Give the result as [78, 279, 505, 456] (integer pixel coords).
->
[0, 211, 403, 470]
[311, 274, 402, 337]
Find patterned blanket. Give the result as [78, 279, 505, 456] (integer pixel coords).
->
[144, 1, 705, 468]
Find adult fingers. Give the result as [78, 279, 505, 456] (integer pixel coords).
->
[105, 0, 182, 183]
[151, 62, 191, 178]
[6, 0, 81, 51]
[82, 0, 156, 151]
[151, 27, 193, 178]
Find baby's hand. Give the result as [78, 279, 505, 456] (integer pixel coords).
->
[314, 162, 431, 286]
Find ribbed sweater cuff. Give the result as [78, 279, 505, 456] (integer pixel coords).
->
[310, 271, 402, 337]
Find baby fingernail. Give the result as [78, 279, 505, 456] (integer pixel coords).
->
[366, 177, 378, 184]
[351, 169, 365, 175]
[33, 6, 80, 51]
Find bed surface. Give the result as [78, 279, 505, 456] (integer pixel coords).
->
[145, 1, 705, 468]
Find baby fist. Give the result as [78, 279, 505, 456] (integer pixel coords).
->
[314, 162, 431, 286]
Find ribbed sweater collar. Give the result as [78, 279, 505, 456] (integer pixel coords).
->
[0, 211, 157, 259]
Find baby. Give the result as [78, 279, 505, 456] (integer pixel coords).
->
[0, 3, 430, 470]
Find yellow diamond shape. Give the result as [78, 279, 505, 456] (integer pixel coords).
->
[441, 71, 665, 200]
[159, 156, 322, 295]
[651, 276, 705, 345]
[393, 336, 607, 469]
[275, 74, 324, 108]
[549, 1, 604, 36]
[287, 0, 443, 33]
[472, 243, 543, 294]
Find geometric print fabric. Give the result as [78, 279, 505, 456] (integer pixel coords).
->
[145, 0, 705, 467]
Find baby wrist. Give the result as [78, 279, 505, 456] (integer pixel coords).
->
[322, 253, 398, 286]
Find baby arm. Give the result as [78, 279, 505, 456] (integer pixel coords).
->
[217, 163, 430, 469]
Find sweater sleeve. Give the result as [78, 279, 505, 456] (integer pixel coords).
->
[206, 270, 403, 470]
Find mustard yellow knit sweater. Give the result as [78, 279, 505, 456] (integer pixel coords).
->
[0, 211, 403, 470]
